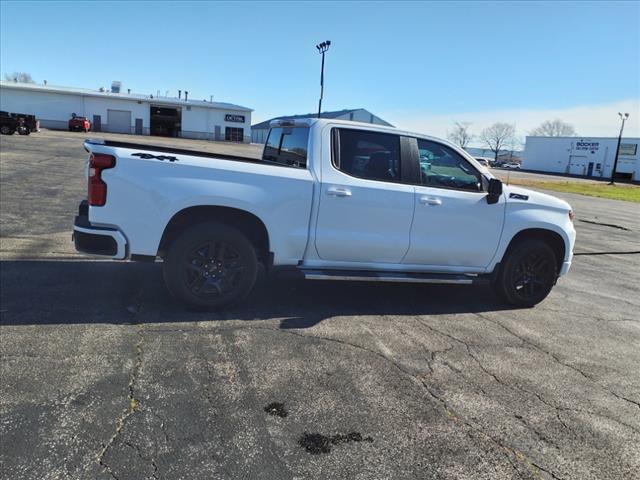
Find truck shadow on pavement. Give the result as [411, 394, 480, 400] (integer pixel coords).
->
[0, 260, 512, 328]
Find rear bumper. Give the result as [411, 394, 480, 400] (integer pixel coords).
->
[73, 200, 127, 259]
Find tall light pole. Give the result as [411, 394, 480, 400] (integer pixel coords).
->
[316, 40, 331, 118]
[609, 112, 629, 185]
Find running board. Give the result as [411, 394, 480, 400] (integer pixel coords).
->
[300, 269, 488, 285]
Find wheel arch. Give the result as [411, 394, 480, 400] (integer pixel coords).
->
[158, 206, 271, 266]
[501, 228, 566, 273]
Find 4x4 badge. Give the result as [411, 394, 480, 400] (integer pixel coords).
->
[132, 152, 178, 162]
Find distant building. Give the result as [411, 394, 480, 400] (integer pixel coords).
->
[523, 136, 639, 181]
[251, 108, 393, 143]
[0, 81, 253, 142]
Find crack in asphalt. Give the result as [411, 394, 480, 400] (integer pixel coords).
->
[609, 391, 640, 409]
[574, 250, 640, 256]
[251, 326, 545, 480]
[123, 440, 159, 480]
[70, 312, 637, 480]
[514, 415, 557, 447]
[196, 328, 293, 479]
[472, 313, 640, 427]
[472, 312, 593, 381]
[95, 288, 147, 480]
[531, 461, 566, 480]
[95, 323, 145, 480]
[413, 317, 583, 443]
[577, 219, 631, 231]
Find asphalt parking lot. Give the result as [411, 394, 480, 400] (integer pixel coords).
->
[1, 129, 639, 480]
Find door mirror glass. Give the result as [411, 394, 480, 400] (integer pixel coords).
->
[487, 178, 503, 204]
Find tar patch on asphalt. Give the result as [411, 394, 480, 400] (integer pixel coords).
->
[298, 432, 373, 454]
[264, 402, 288, 418]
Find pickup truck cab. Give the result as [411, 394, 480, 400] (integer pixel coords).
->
[73, 118, 575, 309]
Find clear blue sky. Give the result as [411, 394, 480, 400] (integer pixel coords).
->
[1, 1, 639, 137]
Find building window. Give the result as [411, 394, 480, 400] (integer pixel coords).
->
[225, 127, 244, 142]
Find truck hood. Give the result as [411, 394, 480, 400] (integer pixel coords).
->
[503, 184, 572, 212]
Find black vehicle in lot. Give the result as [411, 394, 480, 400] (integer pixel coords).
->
[0, 111, 38, 135]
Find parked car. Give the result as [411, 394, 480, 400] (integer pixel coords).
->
[73, 118, 575, 309]
[504, 163, 522, 169]
[475, 158, 490, 167]
[0, 111, 18, 135]
[69, 116, 91, 132]
[1, 111, 35, 135]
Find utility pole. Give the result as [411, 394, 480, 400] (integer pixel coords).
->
[316, 40, 331, 118]
[609, 112, 629, 185]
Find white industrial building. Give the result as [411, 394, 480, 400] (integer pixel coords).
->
[523, 136, 640, 181]
[251, 108, 393, 143]
[0, 81, 252, 142]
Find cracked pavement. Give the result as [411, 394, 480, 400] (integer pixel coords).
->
[1, 130, 639, 479]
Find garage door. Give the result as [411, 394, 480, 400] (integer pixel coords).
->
[107, 109, 131, 134]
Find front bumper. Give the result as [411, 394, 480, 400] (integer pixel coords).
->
[559, 253, 573, 276]
[73, 200, 127, 259]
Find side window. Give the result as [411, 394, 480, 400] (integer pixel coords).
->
[263, 127, 309, 168]
[334, 128, 401, 182]
[417, 139, 482, 191]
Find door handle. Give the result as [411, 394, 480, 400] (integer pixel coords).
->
[327, 187, 352, 197]
[419, 196, 442, 206]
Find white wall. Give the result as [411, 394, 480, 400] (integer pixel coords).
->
[1, 85, 251, 139]
[0, 88, 83, 126]
[0, 87, 148, 133]
[85, 96, 149, 133]
[523, 136, 640, 180]
[182, 106, 251, 141]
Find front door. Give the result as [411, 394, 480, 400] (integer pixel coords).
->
[404, 139, 505, 269]
[314, 128, 414, 263]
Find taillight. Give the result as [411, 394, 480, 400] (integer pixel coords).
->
[88, 153, 115, 206]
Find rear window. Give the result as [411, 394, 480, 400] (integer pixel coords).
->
[262, 127, 309, 168]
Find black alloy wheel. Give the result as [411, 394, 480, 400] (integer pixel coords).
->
[495, 239, 558, 307]
[510, 249, 555, 301]
[183, 240, 245, 299]
[163, 223, 258, 310]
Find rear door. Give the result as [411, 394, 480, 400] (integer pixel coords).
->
[314, 128, 415, 263]
[404, 138, 505, 269]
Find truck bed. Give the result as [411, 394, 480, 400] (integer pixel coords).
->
[85, 138, 265, 164]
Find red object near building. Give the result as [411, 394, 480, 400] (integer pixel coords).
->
[69, 116, 91, 132]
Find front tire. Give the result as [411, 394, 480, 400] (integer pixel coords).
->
[494, 239, 558, 307]
[163, 223, 258, 310]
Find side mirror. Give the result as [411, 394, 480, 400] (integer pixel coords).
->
[487, 178, 503, 204]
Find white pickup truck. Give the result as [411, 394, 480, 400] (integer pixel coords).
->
[73, 118, 575, 309]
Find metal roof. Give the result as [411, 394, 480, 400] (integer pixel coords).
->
[251, 108, 393, 129]
[0, 81, 252, 112]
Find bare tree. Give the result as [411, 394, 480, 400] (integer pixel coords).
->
[530, 119, 576, 137]
[480, 122, 516, 162]
[447, 121, 473, 148]
[3, 72, 35, 83]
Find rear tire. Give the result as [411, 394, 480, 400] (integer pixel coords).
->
[494, 239, 558, 307]
[1, 125, 14, 135]
[163, 223, 258, 310]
